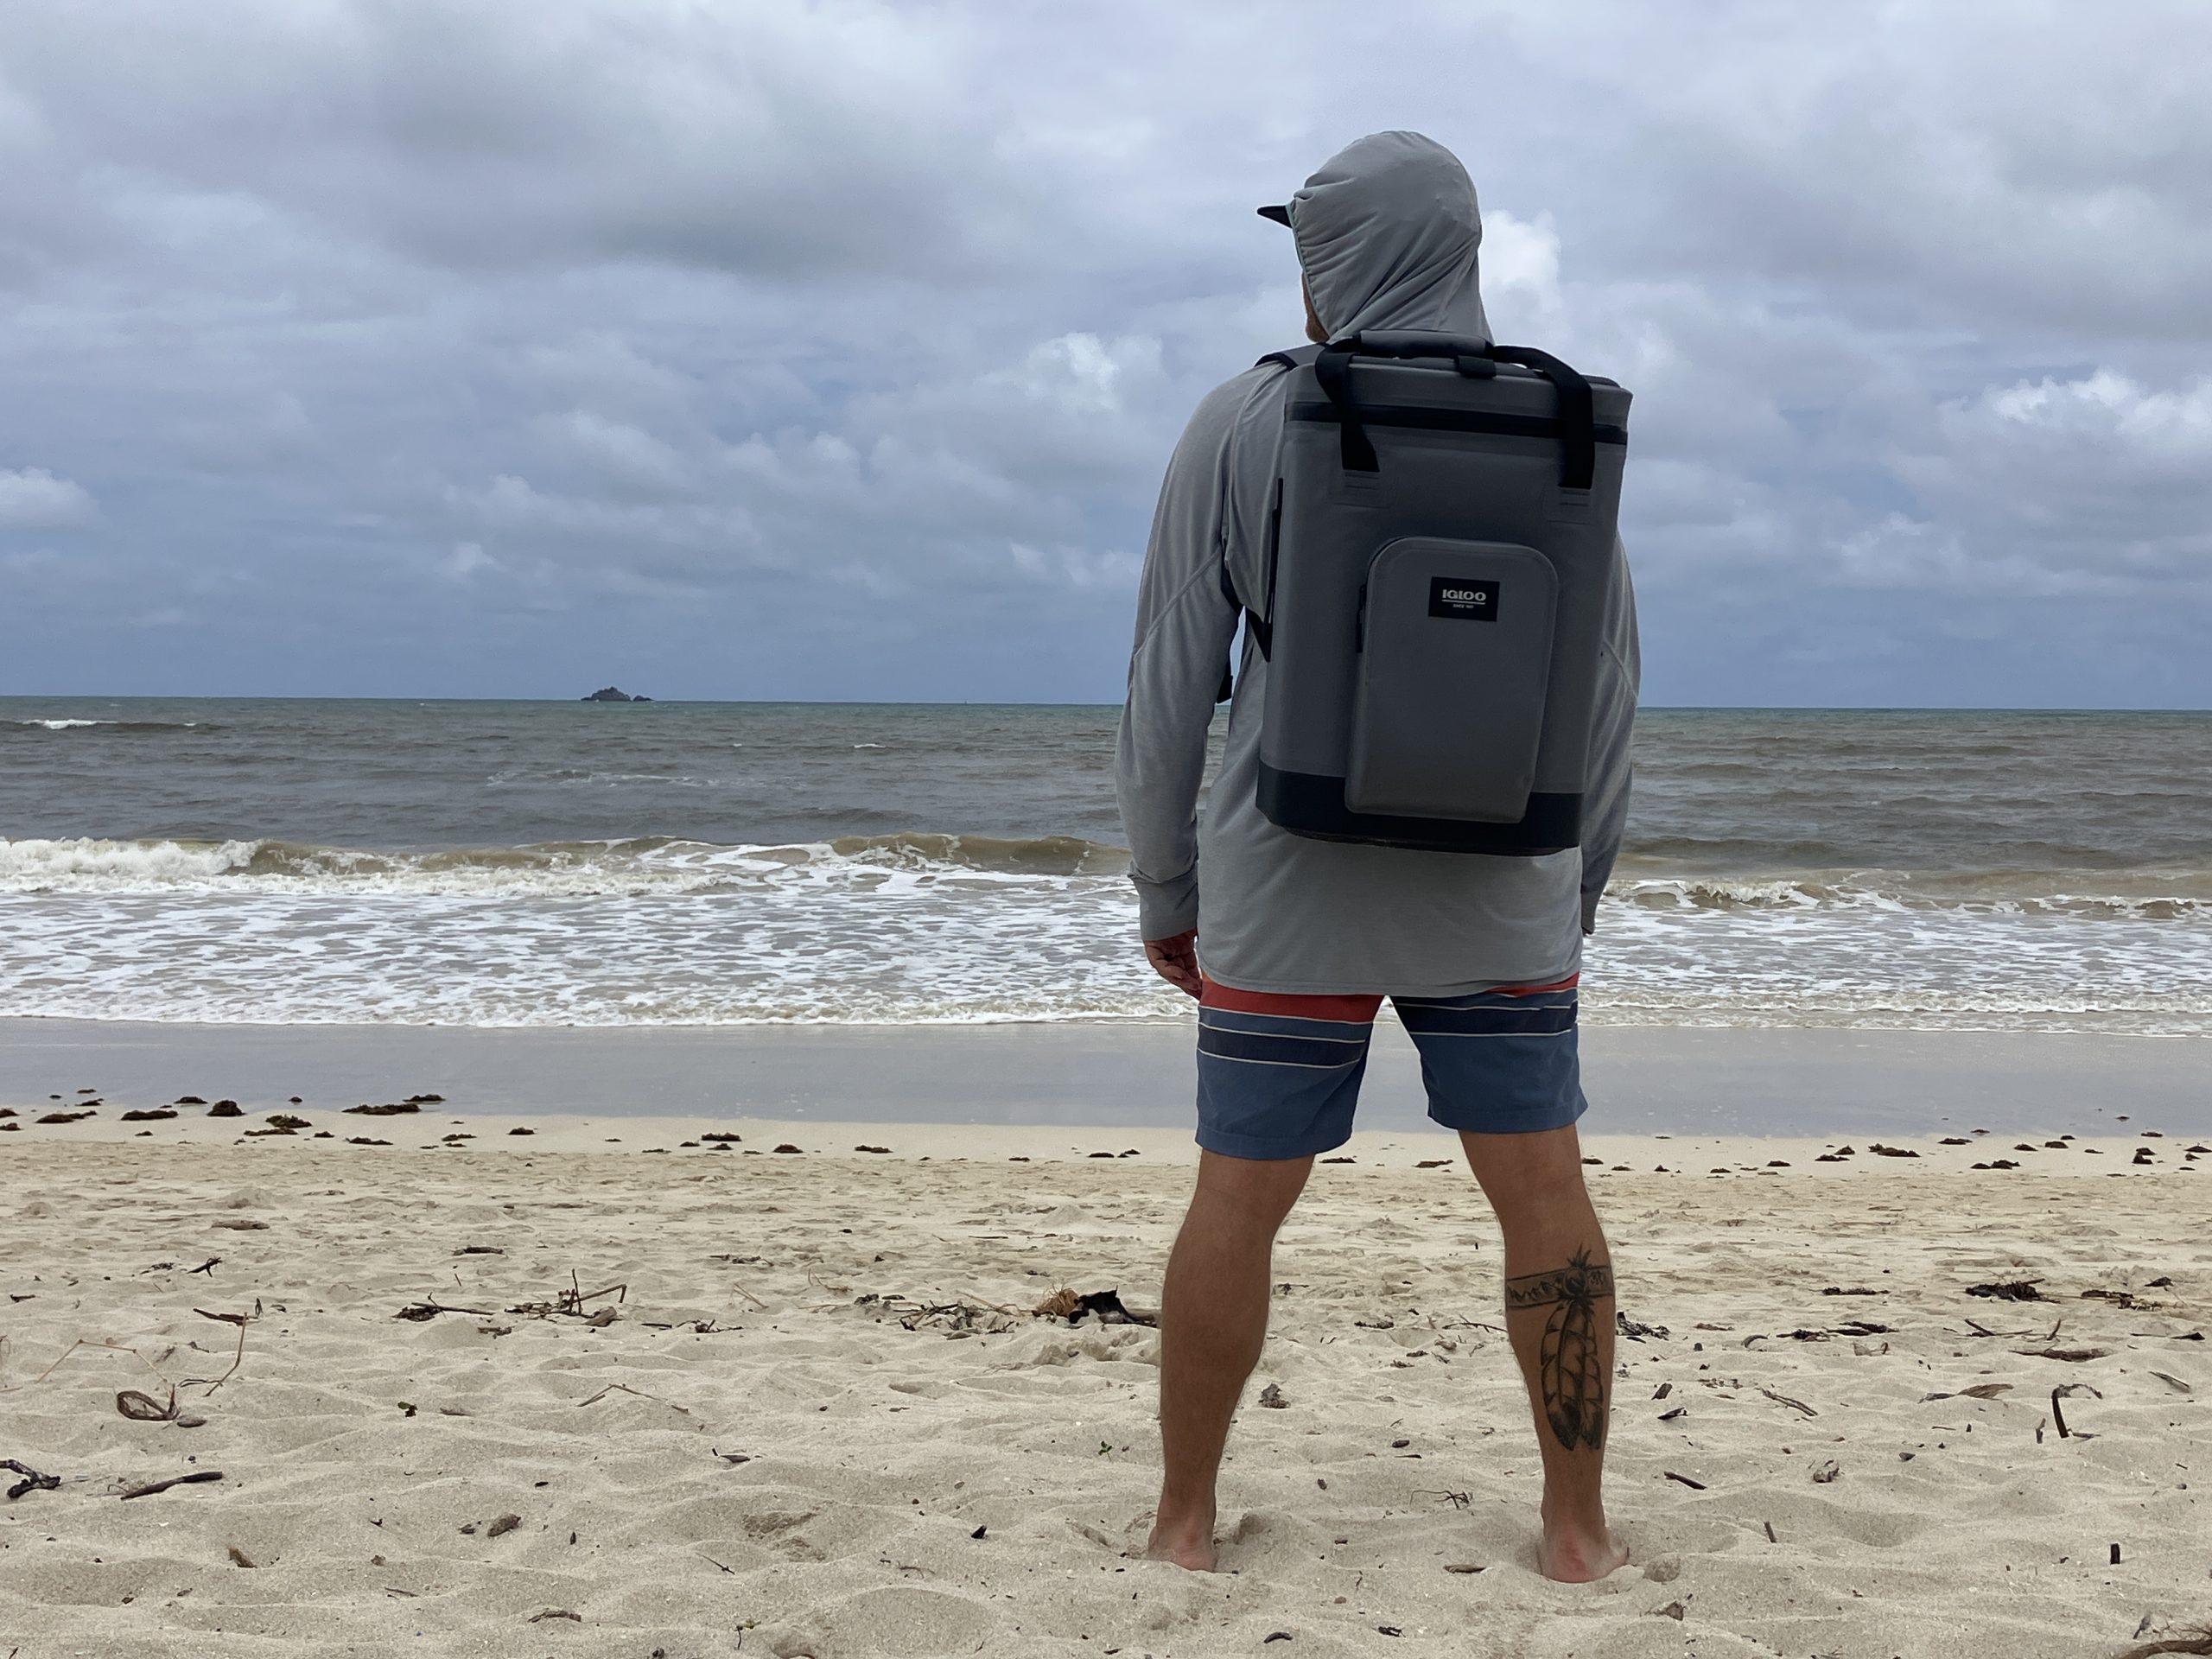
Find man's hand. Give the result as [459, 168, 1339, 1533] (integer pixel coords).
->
[1144, 929, 1203, 1000]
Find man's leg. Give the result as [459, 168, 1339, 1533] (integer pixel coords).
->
[1147, 1148, 1313, 1571]
[1459, 1122, 1629, 1582]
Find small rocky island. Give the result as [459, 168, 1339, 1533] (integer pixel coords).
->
[581, 686, 652, 702]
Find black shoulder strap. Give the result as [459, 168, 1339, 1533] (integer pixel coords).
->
[1214, 462, 1283, 626]
[1313, 344, 1377, 471]
[1215, 530, 1239, 702]
[1212, 347, 1318, 701]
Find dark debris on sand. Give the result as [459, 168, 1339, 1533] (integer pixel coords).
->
[851, 1284, 1159, 1337]
[1033, 1287, 1156, 1327]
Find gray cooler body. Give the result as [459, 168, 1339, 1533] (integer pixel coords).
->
[1245, 332, 1630, 855]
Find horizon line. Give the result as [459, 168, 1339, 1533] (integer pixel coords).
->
[3, 694, 2210, 715]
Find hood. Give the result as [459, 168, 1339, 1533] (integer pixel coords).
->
[1284, 130, 1491, 343]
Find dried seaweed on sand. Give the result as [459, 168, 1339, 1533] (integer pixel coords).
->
[850, 1285, 1156, 1335]
[4, 1458, 60, 1500]
[506, 1271, 628, 1320]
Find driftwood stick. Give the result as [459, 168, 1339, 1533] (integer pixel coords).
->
[1759, 1387, 1819, 1418]
[119, 1469, 224, 1500]
[396, 1298, 499, 1320]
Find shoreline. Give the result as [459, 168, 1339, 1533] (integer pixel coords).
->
[5, 1016, 2209, 1138]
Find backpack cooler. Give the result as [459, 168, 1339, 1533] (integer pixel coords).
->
[1224, 330, 1631, 855]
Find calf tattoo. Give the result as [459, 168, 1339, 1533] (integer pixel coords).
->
[1504, 1249, 1614, 1451]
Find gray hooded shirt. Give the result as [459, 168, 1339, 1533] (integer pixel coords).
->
[1114, 131, 1639, 995]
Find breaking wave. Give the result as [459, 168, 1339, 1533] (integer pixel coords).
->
[1610, 871, 2211, 920]
[0, 831, 1127, 897]
[3, 717, 211, 733]
[7, 832, 2205, 918]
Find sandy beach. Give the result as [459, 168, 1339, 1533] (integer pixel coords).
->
[8, 3, 2212, 1655]
[3, 1103, 2207, 1657]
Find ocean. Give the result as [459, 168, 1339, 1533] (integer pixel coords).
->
[3, 699, 2208, 1033]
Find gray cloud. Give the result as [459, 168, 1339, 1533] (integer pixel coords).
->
[0, 466, 97, 528]
[0, 0, 2207, 704]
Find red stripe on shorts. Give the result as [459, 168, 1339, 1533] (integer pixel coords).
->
[1198, 977, 1382, 1023]
[1198, 973, 1579, 1017]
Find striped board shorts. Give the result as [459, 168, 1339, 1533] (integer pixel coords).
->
[1194, 976, 1586, 1160]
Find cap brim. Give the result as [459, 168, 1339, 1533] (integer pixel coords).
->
[1255, 204, 1293, 227]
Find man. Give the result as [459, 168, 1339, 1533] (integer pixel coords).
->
[1114, 130, 1639, 1584]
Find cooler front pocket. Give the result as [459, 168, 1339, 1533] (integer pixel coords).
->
[1344, 537, 1559, 822]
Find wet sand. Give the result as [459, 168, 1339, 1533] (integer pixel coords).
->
[4, 1016, 2209, 1137]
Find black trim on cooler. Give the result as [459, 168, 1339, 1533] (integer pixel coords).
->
[1287, 402, 1628, 448]
[1256, 761, 1582, 855]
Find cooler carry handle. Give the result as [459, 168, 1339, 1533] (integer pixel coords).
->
[1482, 345, 1597, 493]
[1312, 334, 1597, 489]
[1343, 329, 1497, 377]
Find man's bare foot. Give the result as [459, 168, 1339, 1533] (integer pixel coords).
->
[1537, 1522, 1630, 1583]
[1144, 1511, 1218, 1572]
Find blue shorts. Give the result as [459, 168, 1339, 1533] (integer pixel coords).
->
[1194, 976, 1587, 1160]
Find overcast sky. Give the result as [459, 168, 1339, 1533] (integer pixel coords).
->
[3, 1, 2209, 706]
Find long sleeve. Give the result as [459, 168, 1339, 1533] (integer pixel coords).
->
[1114, 382, 1248, 940]
[1578, 543, 1641, 934]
